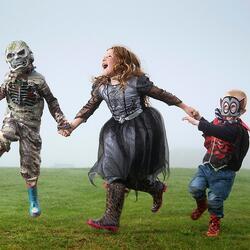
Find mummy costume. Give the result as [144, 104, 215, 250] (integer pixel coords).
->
[0, 41, 68, 216]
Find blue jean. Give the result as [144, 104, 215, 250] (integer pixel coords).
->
[189, 163, 236, 218]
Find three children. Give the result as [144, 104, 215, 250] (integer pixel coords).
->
[1, 42, 249, 238]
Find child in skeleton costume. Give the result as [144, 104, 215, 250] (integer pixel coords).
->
[60, 46, 197, 232]
[0, 41, 69, 217]
[183, 90, 249, 237]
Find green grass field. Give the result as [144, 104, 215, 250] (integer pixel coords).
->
[0, 168, 249, 250]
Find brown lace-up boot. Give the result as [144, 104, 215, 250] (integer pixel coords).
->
[206, 214, 221, 237]
[191, 199, 208, 220]
[87, 182, 126, 232]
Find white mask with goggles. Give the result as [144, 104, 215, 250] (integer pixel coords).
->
[220, 96, 245, 117]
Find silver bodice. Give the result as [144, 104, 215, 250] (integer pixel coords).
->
[99, 77, 144, 122]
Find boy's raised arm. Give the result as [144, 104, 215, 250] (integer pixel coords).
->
[38, 79, 69, 129]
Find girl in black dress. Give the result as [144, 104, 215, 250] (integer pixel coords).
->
[60, 46, 197, 232]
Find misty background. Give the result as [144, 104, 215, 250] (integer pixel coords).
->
[0, 0, 249, 169]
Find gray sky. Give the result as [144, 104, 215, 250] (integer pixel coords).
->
[0, 0, 249, 168]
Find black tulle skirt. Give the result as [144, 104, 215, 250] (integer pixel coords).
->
[88, 107, 169, 189]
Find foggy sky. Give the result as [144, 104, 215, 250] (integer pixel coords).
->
[0, 0, 249, 168]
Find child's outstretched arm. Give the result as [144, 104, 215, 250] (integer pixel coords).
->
[137, 75, 198, 118]
[177, 102, 199, 118]
[183, 110, 201, 126]
[59, 85, 103, 137]
[38, 79, 69, 129]
[147, 85, 198, 117]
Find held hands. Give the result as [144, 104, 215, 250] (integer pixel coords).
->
[57, 117, 83, 137]
[178, 103, 199, 118]
[182, 108, 201, 126]
[183, 105, 200, 119]
[58, 128, 73, 137]
[180, 103, 201, 126]
[57, 120, 73, 137]
[182, 115, 200, 126]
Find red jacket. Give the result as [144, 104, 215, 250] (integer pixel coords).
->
[199, 117, 249, 171]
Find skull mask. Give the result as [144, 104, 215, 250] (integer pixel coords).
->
[5, 41, 34, 72]
[220, 96, 245, 117]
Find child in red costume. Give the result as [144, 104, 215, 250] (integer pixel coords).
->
[183, 89, 249, 237]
